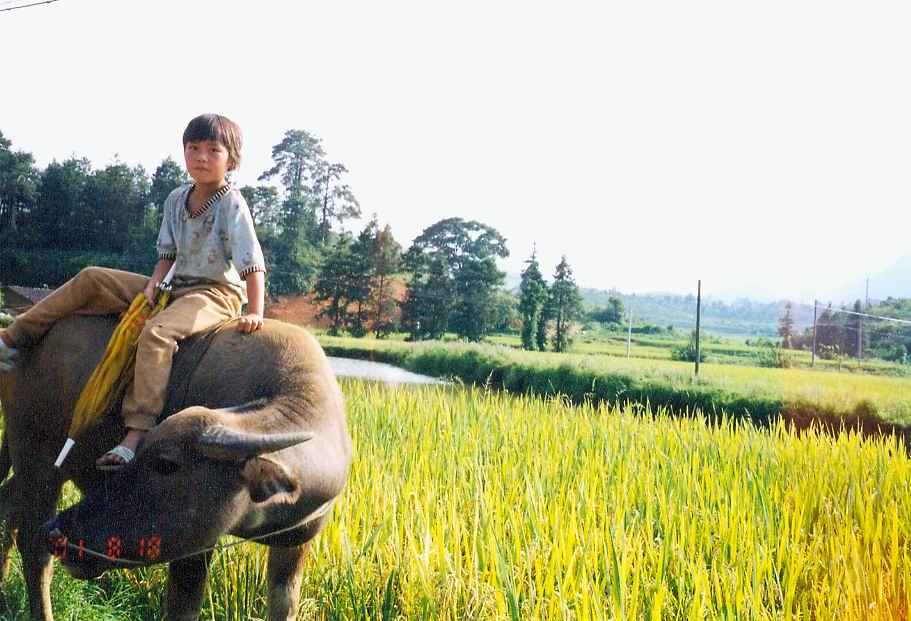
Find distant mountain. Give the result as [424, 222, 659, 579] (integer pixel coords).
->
[579, 288, 783, 337]
[503, 268, 911, 338]
[826, 251, 911, 304]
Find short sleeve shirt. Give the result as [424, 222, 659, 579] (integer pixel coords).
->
[156, 184, 266, 303]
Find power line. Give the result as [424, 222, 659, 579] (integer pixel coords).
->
[0, 0, 59, 12]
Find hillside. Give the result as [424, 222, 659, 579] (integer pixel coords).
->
[580, 288, 784, 337]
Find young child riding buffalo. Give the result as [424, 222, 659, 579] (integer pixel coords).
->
[0, 113, 267, 469]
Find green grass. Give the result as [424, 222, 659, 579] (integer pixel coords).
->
[488, 331, 911, 376]
[6, 381, 910, 619]
[318, 335, 911, 430]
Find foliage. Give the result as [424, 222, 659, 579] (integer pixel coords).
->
[489, 289, 520, 334]
[401, 217, 508, 341]
[518, 248, 548, 350]
[777, 301, 795, 348]
[254, 129, 363, 296]
[583, 288, 785, 337]
[0, 130, 40, 243]
[752, 337, 795, 368]
[585, 296, 625, 325]
[148, 157, 188, 217]
[671, 329, 707, 362]
[311, 218, 404, 337]
[400, 251, 453, 340]
[238, 184, 280, 233]
[549, 255, 582, 352]
[371, 223, 403, 338]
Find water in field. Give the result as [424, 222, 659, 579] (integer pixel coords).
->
[327, 356, 443, 385]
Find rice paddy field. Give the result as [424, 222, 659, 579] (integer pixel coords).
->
[318, 335, 911, 427]
[5, 379, 911, 619]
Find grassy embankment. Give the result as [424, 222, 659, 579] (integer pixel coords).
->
[318, 335, 911, 432]
[489, 332, 911, 376]
[4, 381, 910, 619]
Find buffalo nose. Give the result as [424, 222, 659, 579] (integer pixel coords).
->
[44, 528, 66, 555]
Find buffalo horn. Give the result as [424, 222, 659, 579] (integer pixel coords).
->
[197, 426, 315, 458]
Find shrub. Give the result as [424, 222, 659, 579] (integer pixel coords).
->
[671, 330, 707, 362]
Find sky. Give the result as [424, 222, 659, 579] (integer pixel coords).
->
[2, 0, 910, 303]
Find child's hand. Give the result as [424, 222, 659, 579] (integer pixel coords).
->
[237, 313, 264, 333]
[143, 281, 158, 306]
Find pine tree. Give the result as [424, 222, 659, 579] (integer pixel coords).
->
[372, 223, 403, 338]
[518, 247, 548, 350]
[312, 236, 357, 335]
[777, 302, 795, 349]
[549, 256, 583, 352]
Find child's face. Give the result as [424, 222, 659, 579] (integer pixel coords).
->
[184, 140, 231, 186]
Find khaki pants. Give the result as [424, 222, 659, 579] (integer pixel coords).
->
[7, 266, 242, 430]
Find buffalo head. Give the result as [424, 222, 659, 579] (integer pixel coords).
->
[42, 402, 320, 577]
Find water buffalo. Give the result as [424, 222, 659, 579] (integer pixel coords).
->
[0, 314, 352, 620]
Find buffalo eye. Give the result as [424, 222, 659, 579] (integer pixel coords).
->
[151, 455, 180, 476]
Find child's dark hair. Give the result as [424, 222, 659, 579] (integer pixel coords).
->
[183, 113, 243, 171]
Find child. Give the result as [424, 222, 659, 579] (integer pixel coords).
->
[0, 113, 267, 470]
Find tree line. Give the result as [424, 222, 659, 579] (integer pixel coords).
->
[0, 128, 600, 347]
[778, 299, 911, 363]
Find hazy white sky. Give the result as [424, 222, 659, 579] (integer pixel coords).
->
[2, 0, 910, 302]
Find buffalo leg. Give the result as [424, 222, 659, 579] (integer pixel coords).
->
[0, 525, 16, 614]
[267, 543, 310, 621]
[0, 476, 17, 613]
[17, 484, 61, 621]
[165, 551, 213, 621]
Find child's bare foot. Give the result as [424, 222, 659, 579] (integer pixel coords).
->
[96, 428, 146, 470]
[0, 331, 18, 371]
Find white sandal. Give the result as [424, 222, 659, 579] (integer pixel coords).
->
[96, 445, 135, 471]
[0, 340, 18, 368]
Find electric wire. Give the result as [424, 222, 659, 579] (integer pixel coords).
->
[0, 0, 59, 12]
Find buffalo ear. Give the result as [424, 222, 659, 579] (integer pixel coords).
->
[242, 456, 300, 503]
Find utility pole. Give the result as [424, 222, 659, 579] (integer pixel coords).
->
[626, 308, 632, 358]
[811, 301, 818, 367]
[859, 278, 869, 365]
[695, 280, 701, 375]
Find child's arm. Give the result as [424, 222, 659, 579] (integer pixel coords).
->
[237, 270, 265, 333]
[144, 258, 175, 305]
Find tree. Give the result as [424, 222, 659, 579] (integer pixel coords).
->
[0, 131, 40, 243]
[490, 290, 520, 334]
[549, 256, 582, 352]
[777, 302, 795, 349]
[149, 157, 189, 216]
[312, 236, 357, 335]
[402, 218, 509, 341]
[314, 162, 360, 244]
[518, 248, 548, 350]
[239, 184, 280, 234]
[80, 161, 152, 254]
[33, 157, 91, 249]
[259, 129, 325, 204]
[258, 130, 329, 294]
[586, 297, 625, 324]
[843, 299, 866, 358]
[401, 250, 454, 340]
[371, 222, 403, 338]
[346, 221, 379, 337]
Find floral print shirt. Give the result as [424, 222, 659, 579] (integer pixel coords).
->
[156, 183, 266, 303]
